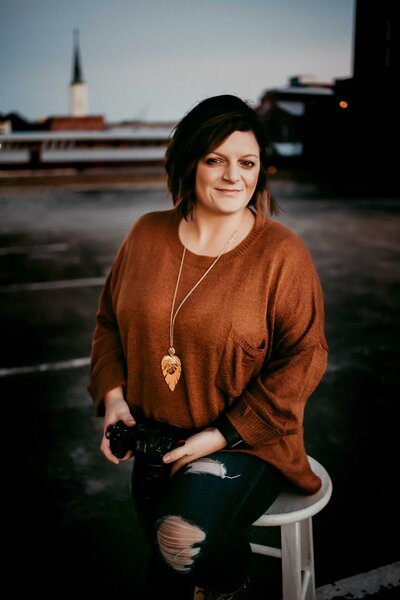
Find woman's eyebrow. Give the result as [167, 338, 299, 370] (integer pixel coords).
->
[209, 151, 259, 159]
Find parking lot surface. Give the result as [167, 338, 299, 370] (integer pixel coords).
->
[1, 178, 399, 598]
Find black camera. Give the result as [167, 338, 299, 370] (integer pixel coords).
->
[106, 418, 188, 501]
[106, 419, 181, 459]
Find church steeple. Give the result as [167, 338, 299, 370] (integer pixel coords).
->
[70, 28, 88, 116]
[71, 29, 84, 84]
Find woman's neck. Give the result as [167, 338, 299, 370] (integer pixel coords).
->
[179, 207, 255, 257]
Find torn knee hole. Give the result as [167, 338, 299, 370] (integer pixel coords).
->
[156, 516, 205, 572]
[185, 458, 228, 478]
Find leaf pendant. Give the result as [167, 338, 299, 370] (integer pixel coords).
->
[161, 350, 182, 391]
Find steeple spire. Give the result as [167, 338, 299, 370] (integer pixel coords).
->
[70, 28, 88, 116]
[71, 29, 84, 84]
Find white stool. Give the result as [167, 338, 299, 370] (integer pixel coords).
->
[250, 456, 333, 600]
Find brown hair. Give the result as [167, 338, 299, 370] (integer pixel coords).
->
[165, 94, 280, 222]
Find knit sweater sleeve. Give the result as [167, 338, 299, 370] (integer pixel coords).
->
[225, 236, 328, 449]
[87, 237, 128, 415]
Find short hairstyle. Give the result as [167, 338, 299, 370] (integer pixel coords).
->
[165, 94, 280, 221]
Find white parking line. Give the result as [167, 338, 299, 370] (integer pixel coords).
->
[316, 561, 400, 599]
[0, 277, 105, 292]
[0, 357, 90, 377]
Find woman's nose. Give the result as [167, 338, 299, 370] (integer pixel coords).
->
[223, 163, 240, 182]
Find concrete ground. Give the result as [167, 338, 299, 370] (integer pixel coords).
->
[0, 176, 399, 599]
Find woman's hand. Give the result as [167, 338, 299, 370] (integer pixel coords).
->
[162, 427, 227, 477]
[100, 387, 136, 464]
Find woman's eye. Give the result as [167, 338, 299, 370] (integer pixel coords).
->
[241, 160, 255, 168]
[205, 158, 220, 165]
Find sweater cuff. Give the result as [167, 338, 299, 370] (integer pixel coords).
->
[213, 414, 244, 449]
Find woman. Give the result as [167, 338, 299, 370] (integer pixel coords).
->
[88, 94, 328, 600]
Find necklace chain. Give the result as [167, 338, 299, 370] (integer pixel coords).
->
[169, 224, 240, 350]
[160, 211, 247, 391]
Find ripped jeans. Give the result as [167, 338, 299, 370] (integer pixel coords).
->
[131, 451, 284, 599]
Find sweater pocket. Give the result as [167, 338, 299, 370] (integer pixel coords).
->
[216, 325, 266, 398]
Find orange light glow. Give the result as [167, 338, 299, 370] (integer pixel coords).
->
[267, 165, 278, 175]
[339, 100, 348, 109]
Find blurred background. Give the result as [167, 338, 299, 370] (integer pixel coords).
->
[1, 1, 399, 598]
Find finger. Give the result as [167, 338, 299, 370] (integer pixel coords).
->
[163, 445, 188, 464]
[169, 456, 192, 477]
[169, 462, 180, 477]
[104, 415, 135, 434]
[107, 454, 120, 465]
[119, 450, 133, 461]
[100, 442, 120, 465]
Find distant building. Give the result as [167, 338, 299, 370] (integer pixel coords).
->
[45, 115, 105, 131]
[256, 76, 335, 168]
[0, 119, 12, 134]
[0, 111, 46, 132]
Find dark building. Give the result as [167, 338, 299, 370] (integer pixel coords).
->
[257, 0, 399, 193]
[334, 0, 399, 193]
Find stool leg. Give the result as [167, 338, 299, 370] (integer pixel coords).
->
[300, 518, 316, 600]
[281, 521, 302, 600]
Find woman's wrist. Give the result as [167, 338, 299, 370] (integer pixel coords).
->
[104, 386, 125, 409]
[213, 415, 244, 449]
[204, 426, 228, 449]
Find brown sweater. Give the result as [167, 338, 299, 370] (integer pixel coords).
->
[88, 209, 328, 493]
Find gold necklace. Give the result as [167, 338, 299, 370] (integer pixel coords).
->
[161, 214, 246, 391]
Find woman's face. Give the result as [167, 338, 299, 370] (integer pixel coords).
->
[194, 130, 260, 216]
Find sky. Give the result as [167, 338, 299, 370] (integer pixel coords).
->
[0, 0, 356, 123]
